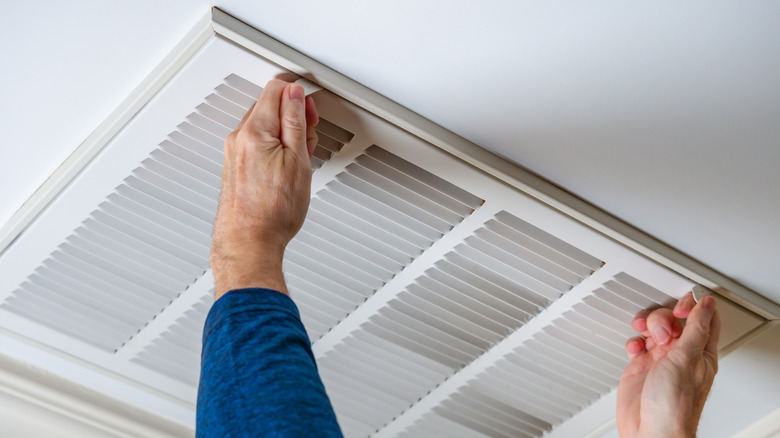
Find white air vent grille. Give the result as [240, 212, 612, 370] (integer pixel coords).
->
[290, 145, 483, 340]
[318, 211, 603, 436]
[398, 273, 674, 438]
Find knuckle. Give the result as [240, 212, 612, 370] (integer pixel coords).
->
[225, 130, 238, 145]
[283, 115, 306, 132]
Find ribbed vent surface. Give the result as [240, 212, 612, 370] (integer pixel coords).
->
[291, 145, 484, 341]
[1, 74, 354, 352]
[131, 293, 214, 385]
[399, 273, 672, 438]
[320, 211, 603, 437]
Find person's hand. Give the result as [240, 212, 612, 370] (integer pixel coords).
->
[616, 292, 720, 438]
[210, 79, 319, 299]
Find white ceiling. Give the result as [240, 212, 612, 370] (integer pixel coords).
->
[2, 1, 780, 436]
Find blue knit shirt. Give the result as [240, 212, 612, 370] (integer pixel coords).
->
[197, 289, 343, 437]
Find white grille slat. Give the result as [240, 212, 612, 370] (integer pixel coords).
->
[458, 241, 564, 301]
[310, 198, 421, 257]
[115, 186, 212, 236]
[354, 154, 473, 217]
[224, 73, 263, 98]
[49, 250, 171, 308]
[378, 307, 485, 359]
[526, 337, 620, 386]
[295, 228, 393, 279]
[417, 275, 523, 330]
[338, 172, 452, 235]
[365, 146, 483, 210]
[122, 176, 215, 226]
[407, 282, 512, 337]
[95, 203, 209, 262]
[441, 397, 537, 438]
[491, 359, 590, 410]
[477, 370, 573, 423]
[473, 227, 582, 286]
[305, 206, 413, 264]
[494, 210, 603, 272]
[459, 386, 551, 433]
[396, 290, 504, 344]
[159, 139, 223, 177]
[214, 83, 255, 108]
[346, 163, 463, 225]
[434, 404, 517, 438]
[387, 298, 492, 350]
[74, 224, 198, 283]
[435, 261, 541, 316]
[187, 112, 233, 139]
[326, 181, 442, 242]
[444, 252, 550, 309]
[130, 167, 218, 215]
[33, 264, 152, 323]
[195, 103, 241, 130]
[204, 93, 247, 119]
[138, 157, 221, 201]
[177, 122, 225, 151]
[21, 278, 140, 334]
[433, 262, 538, 321]
[66, 234, 184, 291]
[168, 130, 224, 164]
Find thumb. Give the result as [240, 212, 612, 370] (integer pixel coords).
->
[679, 295, 717, 355]
[280, 83, 309, 161]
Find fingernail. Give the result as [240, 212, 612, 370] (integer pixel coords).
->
[652, 327, 671, 345]
[289, 84, 304, 102]
[703, 295, 716, 310]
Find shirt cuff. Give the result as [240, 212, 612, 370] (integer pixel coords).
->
[202, 288, 302, 344]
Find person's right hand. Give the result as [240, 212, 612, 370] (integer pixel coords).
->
[616, 292, 720, 438]
[210, 79, 319, 300]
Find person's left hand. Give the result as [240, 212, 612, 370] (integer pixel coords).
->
[616, 292, 720, 438]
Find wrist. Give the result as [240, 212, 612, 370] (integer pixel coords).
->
[210, 242, 288, 299]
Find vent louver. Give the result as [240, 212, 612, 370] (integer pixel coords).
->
[291, 145, 483, 341]
[319, 211, 603, 436]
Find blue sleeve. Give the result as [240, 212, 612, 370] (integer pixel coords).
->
[197, 288, 343, 437]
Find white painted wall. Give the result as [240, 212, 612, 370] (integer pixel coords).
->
[2, 1, 778, 436]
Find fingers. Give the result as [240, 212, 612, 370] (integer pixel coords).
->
[625, 337, 646, 361]
[674, 292, 696, 319]
[631, 308, 651, 334]
[305, 96, 319, 158]
[280, 83, 309, 161]
[244, 79, 288, 141]
[679, 295, 718, 355]
[646, 308, 682, 346]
